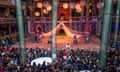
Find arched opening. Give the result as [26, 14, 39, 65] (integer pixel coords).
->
[36, 24, 41, 34]
[59, 29, 65, 35]
[56, 28, 65, 35]
[37, 27, 41, 34]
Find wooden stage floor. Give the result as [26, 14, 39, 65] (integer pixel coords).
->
[12, 35, 100, 51]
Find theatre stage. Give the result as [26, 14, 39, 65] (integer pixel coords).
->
[12, 35, 100, 51]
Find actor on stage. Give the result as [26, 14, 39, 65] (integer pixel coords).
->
[73, 35, 78, 45]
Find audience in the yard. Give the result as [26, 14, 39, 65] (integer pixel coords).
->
[0, 47, 119, 72]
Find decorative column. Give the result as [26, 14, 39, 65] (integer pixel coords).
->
[96, 1, 104, 36]
[84, 0, 90, 32]
[7, 0, 11, 35]
[91, 0, 97, 16]
[16, 0, 26, 62]
[69, 0, 72, 28]
[8, 12, 11, 35]
[79, 19, 82, 32]
[51, 0, 58, 59]
[41, 5, 44, 32]
[80, 0, 86, 16]
[42, 18, 45, 32]
[83, 0, 91, 43]
[22, 2, 28, 36]
[113, 0, 120, 47]
[69, 0, 74, 28]
[96, 13, 103, 36]
[99, 0, 113, 69]
[29, 0, 35, 33]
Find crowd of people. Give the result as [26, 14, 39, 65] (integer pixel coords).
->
[0, 47, 120, 72]
[0, 36, 18, 48]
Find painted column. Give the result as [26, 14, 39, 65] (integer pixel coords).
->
[69, 18, 72, 29]
[113, 0, 120, 47]
[16, 0, 26, 62]
[79, 21, 82, 31]
[84, 0, 91, 43]
[96, 0, 104, 36]
[41, 8, 44, 32]
[80, 0, 85, 16]
[23, 4, 28, 36]
[51, 0, 58, 59]
[84, 0, 90, 32]
[29, 0, 35, 33]
[99, 0, 113, 69]
[96, 13, 103, 36]
[7, 0, 11, 35]
[92, 0, 97, 16]
[28, 17, 31, 34]
[69, 0, 71, 28]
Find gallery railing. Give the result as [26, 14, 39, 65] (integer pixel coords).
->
[0, 18, 27, 24]
[0, 16, 118, 24]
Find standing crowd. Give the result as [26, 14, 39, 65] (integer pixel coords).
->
[0, 47, 120, 72]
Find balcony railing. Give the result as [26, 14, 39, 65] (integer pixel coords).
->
[0, 16, 119, 24]
[0, 18, 27, 24]
[0, 0, 15, 6]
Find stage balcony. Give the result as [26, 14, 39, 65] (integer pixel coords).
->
[0, 16, 119, 25]
[0, 18, 27, 25]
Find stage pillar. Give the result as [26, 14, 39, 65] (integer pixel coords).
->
[84, 0, 90, 32]
[99, 0, 113, 69]
[16, 0, 26, 62]
[113, 0, 120, 47]
[51, 0, 58, 59]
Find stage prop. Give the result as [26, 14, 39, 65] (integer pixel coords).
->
[40, 22, 85, 39]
